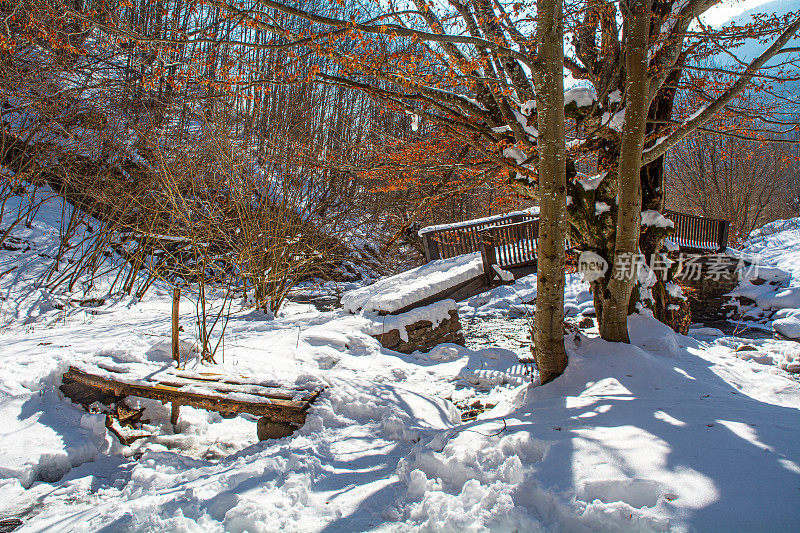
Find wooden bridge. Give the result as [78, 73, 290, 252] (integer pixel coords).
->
[345, 208, 731, 353]
[419, 211, 541, 286]
[416, 208, 730, 293]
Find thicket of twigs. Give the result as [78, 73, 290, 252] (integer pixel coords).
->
[0, 0, 375, 319]
[0, 0, 525, 317]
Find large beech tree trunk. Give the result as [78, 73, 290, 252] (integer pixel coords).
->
[639, 69, 692, 332]
[531, 0, 568, 383]
[601, 0, 652, 342]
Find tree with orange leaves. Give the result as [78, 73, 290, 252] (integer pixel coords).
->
[3, 0, 800, 381]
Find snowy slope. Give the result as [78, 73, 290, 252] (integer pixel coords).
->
[0, 195, 799, 531]
[739, 217, 800, 284]
[729, 217, 800, 341]
[399, 314, 800, 531]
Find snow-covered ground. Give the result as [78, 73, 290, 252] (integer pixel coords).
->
[1, 193, 799, 531]
[729, 218, 800, 348]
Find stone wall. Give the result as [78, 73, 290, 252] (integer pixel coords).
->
[674, 256, 741, 320]
[372, 310, 465, 354]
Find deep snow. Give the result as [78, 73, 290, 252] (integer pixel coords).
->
[1, 191, 799, 531]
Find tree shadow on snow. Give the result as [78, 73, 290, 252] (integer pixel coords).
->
[497, 326, 800, 531]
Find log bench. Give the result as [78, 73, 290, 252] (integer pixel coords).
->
[61, 366, 323, 441]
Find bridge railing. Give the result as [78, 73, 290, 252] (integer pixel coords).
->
[418, 208, 727, 288]
[478, 219, 540, 284]
[664, 210, 730, 253]
[420, 212, 538, 262]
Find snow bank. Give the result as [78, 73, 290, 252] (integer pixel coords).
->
[773, 308, 800, 340]
[564, 86, 597, 108]
[730, 279, 800, 312]
[739, 217, 800, 282]
[460, 272, 593, 318]
[364, 299, 457, 342]
[341, 253, 483, 314]
[0, 375, 111, 489]
[391, 312, 800, 531]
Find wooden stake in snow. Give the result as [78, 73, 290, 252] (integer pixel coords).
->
[172, 287, 181, 364]
[170, 402, 180, 426]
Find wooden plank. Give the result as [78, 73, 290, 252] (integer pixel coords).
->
[88, 366, 307, 399]
[479, 227, 498, 285]
[166, 373, 302, 397]
[422, 233, 439, 261]
[63, 367, 312, 425]
[718, 220, 730, 251]
[149, 378, 300, 401]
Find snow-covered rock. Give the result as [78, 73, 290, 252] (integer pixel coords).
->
[773, 309, 800, 339]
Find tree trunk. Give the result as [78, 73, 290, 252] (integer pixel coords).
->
[531, 0, 568, 383]
[601, 0, 652, 342]
[640, 69, 691, 332]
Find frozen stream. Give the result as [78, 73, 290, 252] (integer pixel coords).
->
[460, 314, 533, 361]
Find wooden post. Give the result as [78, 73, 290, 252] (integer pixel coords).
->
[171, 402, 180, 426]
[172, 287, 180, 364]
[718, 220, 730, 252]
[422, 233, 440, 262]
[478, 228, 497, 286]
